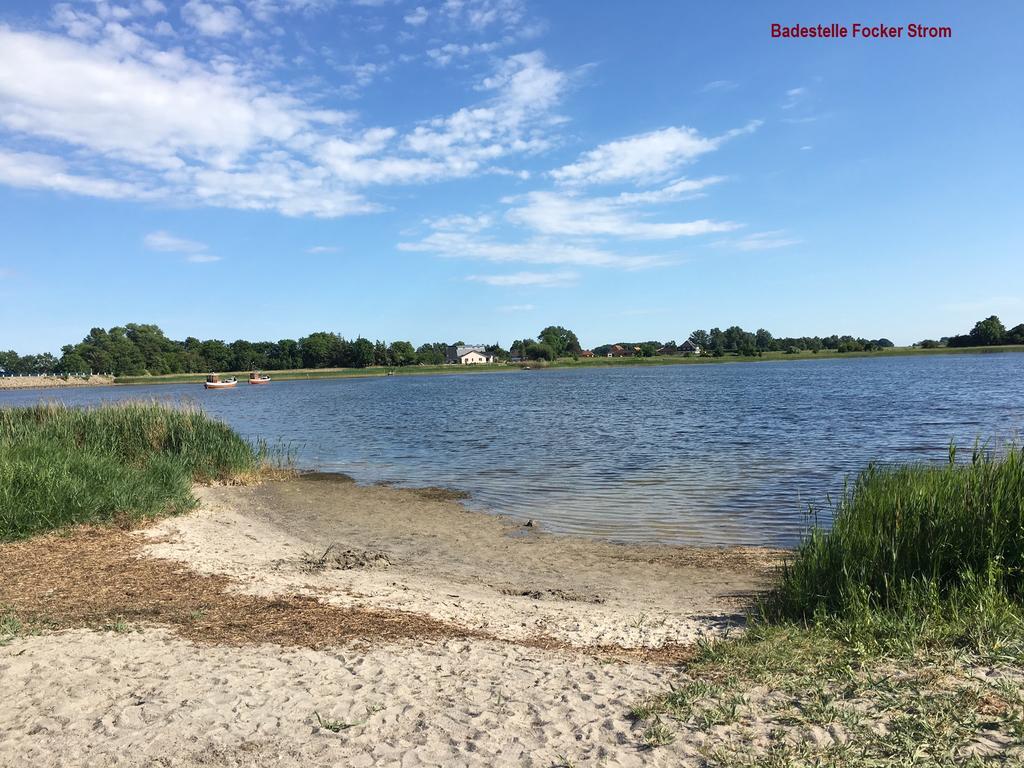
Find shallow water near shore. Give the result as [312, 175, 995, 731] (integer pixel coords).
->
[2, 353, 1022, 547]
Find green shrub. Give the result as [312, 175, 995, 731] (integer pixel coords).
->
[0, 402, 259, 540]
[770, 443, 1024, 652]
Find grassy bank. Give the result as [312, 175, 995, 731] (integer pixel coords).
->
[112, 344, 1024, 386]
[771, 444, 1024, 652]
[632, 444, 1024, 763]
[0, 402, 261, 540]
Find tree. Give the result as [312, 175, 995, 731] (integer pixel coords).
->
[388, 341, 416, 366]
[416, 342, 446, 365]
[299, 332, 339, 368]
[349, 337, 375, 368]
[688, 330, 711, 349]
[537, 326, 581, 358]
[755, 328, 774, 351]
[708, 327, 725, 354]
[970, 315, 1006, 346]
[1007, 324, 1024, 345]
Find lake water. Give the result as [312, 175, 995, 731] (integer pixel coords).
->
[3, 353, 1022, 547]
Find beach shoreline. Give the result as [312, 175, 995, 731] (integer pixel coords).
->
[0, 473, 782, 766]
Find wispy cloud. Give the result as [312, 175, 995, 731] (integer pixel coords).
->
[782, 86, 807, 110]
[144, 230, 221, 263]
[504, 180, 734, 240]
[550, 120, 761, 186]
[700, 79, 738, 93]
[144, 230, 208, 253]
[467, 271, 576, 287]
[716, 230, 801, 251]
[306, 245, 340, 253]
[497, 303, 535, 311]
[400, 229, 665, 269]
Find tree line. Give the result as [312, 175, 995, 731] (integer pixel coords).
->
[0, 324, 578, 376]
[2, 324, 440, 376]
[916, 316, 1024, 349]
[594, 327, 894, 358]
[4, 317, 1018, 377]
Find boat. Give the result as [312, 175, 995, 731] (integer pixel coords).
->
[204, 374, 237, 389]
[248, 371, 272, 385]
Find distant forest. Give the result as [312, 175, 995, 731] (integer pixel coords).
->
[0, 315, 1020, 377]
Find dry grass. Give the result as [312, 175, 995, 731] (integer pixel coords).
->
[0, 524, 695, 664]
[0, 526, 480, 649]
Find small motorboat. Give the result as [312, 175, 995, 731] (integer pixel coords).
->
[204, 374, 237, 389]
[248, 371, 272, 385]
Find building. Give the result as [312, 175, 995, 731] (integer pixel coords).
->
[446, 344, 495, 364]
[606, 344, 630, 357]
[579, 350, 595, 358]
[679, 340, 702, 354]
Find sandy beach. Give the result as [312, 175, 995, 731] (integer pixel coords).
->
[0, 475, 780, 767]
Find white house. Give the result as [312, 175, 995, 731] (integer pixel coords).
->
[458, 349, 494, 365]
[446, 344, 494, 364]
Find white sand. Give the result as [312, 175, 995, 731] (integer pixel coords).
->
[0, 477, 778, 767]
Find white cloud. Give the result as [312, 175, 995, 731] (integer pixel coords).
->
[0, 150, 147, 199]
[782, 86, 807, 109]
[505, 188, 737, 240]
[404, 51, 568, 173]
[144, 230, 208, 252]
[181, 1, 243, 37]
[400, 230, 664, 269]
[497, 303, 535, 311]
[717, 230, 801, 251]
[426, 40, 500, 67]
[144, 229, 222, 262]
[247, 0, 337, 19]
[700, 79, 737, 93]
[467, 271, 576, 287]
[306, 245, 339, 253]
[404, 6, 428, 25]
[0, 27, 572, 217]
[443, 0, 525, 31]
[551, 121, 761, 186]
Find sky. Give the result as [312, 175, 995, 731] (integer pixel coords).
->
[0, 0, 1021, 353]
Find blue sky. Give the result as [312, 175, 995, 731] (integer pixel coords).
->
[0, 0, 1021, 352]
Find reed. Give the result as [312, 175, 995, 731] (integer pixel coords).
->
[0, 402, 260, 540]
[770, 443, 1024, 651]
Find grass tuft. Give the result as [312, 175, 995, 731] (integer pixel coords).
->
[0, 402, 261, 540]
[768, 442, 1024, 656]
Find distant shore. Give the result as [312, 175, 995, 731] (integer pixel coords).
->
[111, 343, 1024, 387]
[2, 344, 1020, 392]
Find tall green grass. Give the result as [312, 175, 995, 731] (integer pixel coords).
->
[771, 444, 1024, 653]
[0, 402, 261, 540]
